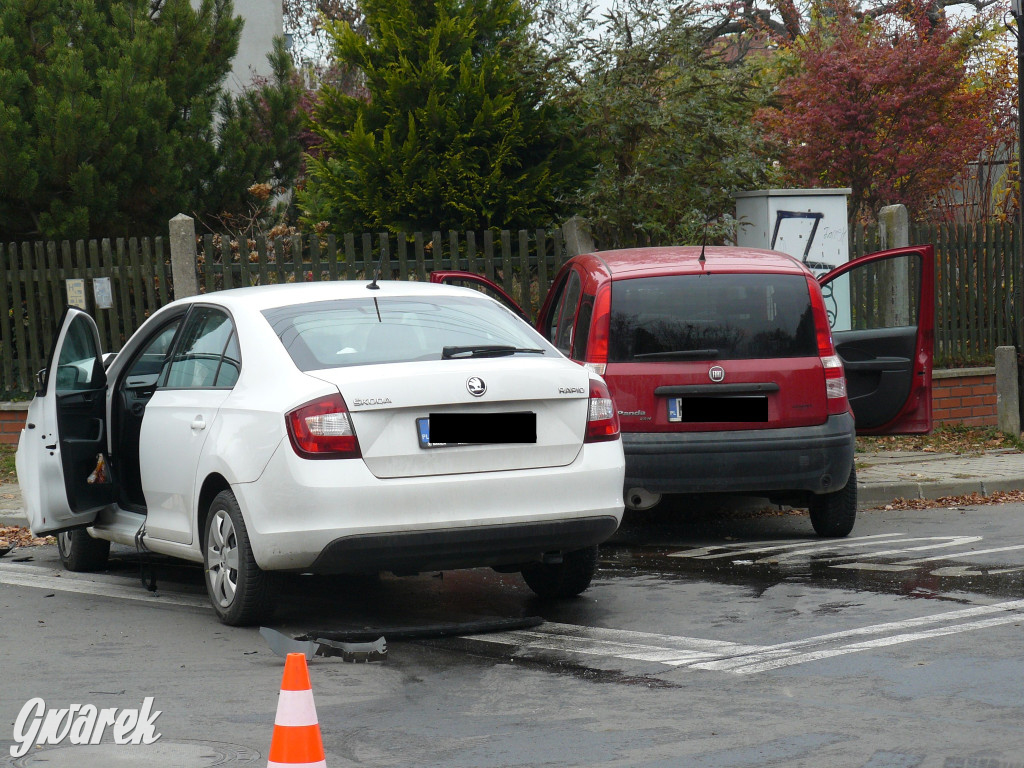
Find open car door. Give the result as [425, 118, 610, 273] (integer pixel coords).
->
[15, 308, 115, 534]
[429, 271, 530, 321]
[819, 245, 935, 434]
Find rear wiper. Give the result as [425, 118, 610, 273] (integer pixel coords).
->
[633, 349, 720, 360]
[442, 345, 545, 359]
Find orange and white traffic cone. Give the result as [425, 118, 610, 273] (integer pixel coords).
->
[267, 652, 327, 768]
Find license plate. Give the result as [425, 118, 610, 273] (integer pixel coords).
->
[667, 396, 768, 423]
[416, 412, 537, 449]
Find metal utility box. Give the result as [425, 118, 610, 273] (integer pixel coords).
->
[734, 188, 852, 276]
[735, 188, 853, 331]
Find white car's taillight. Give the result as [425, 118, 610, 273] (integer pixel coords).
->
[286, 394, 361, 459]
[807, 276, 849, 416]
[585, 380, 620, 443]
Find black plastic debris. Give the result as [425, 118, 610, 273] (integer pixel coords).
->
[259, 627, 387, 663]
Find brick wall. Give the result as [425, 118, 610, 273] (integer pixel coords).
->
[0, 367, 1004, 446]
[0, 403, 28, 446]
[931, 367, 997, 427]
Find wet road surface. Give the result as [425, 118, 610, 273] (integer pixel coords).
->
[2, 502, 1024, 767]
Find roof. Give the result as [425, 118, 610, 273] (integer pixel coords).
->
[167, 279, 482, 313]
[582, 246, 812, 280]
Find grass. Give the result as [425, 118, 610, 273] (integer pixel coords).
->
[0, 445, 15, 482]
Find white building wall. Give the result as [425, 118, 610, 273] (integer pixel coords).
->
[193, 0, 283, 94]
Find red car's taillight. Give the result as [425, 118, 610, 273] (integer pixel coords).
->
[286, 394, 361, 459]
[585, 379, 620, 443]
[807, 275, 849, 416]
[584, 284, 611, 376]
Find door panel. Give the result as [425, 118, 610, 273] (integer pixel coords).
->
[820, 246, 935, 434]
[428, 271, 529, 320]
[15, 309, 114, 534]
[140, 307, 237, 544]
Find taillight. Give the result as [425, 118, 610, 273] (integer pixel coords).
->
[584, 284, 611, 376]
[585, 379, 620, 443]
[807, 276, 849, 416]
[286, 394, 361, 459]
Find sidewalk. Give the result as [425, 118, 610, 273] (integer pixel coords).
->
[3, 449, 1024, 531]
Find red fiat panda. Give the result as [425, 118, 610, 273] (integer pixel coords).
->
[433, 245, 934, 537]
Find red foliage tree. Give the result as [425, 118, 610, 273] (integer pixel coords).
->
[757, 0, 1009, 222]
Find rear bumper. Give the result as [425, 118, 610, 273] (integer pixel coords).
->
[310, 516, 619, 574]
[235, 439, 625, 572]
[622, 412, 855, 497]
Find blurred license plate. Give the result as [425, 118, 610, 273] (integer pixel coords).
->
[667, 396, 767, 423]
[417, 412, 536, 448]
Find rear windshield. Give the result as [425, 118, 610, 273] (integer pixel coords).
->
[609, 274, 816, 362]
[263, 295, 552, 371]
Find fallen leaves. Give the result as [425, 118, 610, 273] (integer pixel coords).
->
[0, 525, 54, 550]
[880, 489, 1024, 511]
[858, 425, 1024, 456]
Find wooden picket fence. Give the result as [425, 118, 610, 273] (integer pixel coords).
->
[850, 220, 1022, 368]
[0, 238, 170, 395]
[0, 221, 1020, 396]
[0, 229, 569, 396]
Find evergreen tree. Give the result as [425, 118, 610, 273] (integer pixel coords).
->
[0, 0, 304, 240]
[299, 0, 584, 234]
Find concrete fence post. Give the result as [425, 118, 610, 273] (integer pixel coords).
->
[168, 213, 199, 299]
[996, 346, 1021, 436]
[878, 204, 909, 250]
[562, 216, 595, 258]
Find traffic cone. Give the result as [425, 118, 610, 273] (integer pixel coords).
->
[267, 652, 327, 768]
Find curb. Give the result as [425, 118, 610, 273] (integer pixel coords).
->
[1, 512, 28, 529]
[858, 478, 1024, 508]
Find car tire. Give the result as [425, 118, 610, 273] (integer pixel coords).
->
[204, 490, 275, 626]
[520, 545, 599, 599]
[809, 465, 857, 538]
[57, 529, 110, 572]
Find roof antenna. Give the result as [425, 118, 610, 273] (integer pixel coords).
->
[698, 209, 711, 268]
[367, 246, 389, 290]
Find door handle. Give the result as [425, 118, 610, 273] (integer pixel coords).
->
[191, 416, 206, 432]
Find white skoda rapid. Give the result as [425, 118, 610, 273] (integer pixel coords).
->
[16, 281, 625, 625]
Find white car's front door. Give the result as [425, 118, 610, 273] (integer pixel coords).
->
[15, 309, 115, 534]
[138, 306, 239, 544]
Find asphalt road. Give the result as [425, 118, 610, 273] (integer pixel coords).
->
[2, 502, 1024, 767]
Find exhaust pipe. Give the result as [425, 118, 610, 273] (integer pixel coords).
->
[625, 487, 662, 511]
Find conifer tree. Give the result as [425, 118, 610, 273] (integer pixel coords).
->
[299, 0, 584, 234]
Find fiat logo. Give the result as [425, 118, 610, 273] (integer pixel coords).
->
[467, 377, 487, 397]
[708, 366, 725, 383]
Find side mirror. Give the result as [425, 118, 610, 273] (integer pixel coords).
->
[35, 369, 48, 397]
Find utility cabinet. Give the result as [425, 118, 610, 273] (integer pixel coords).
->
[734, 188, 853, 331]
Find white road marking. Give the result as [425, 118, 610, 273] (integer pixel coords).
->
[714, 613, 1024, 675]
[830, 562, 917, 572]
[671, 534, 1024, 577]
[690, 599, 1024, 672]
[823, 536, 983, 563]
[467, 601, 1024, 675]
[0, 561, 209, 609]
[901, 543, 1024, 564]
[669, 533, 905, 561]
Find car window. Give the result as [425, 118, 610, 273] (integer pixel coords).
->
[216, 332, 241, 387]
[54, 314, 102, 394]
[124, 321, 182, 383]
[608, 274, 817, 361]
[571, 295, 594, 361]
[262, 295, 555, 371]
[163, 308, 239, 389]
[553, 271, 582, 354]
[540, 272, 570, 341]
[825, 252, 921, 333]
